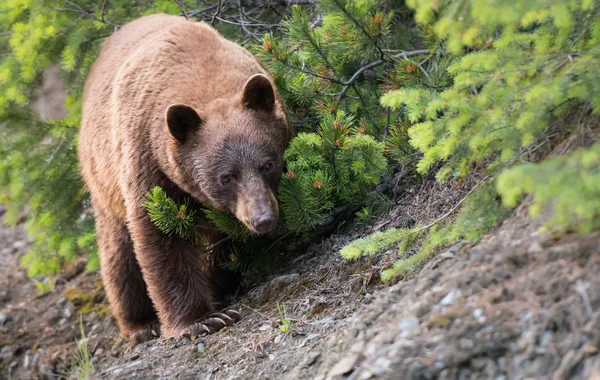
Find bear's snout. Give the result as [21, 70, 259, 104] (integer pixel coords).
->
[251, 211, 278, 234]
[234, 178, 280, 235]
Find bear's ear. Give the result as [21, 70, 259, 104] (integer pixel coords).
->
[165, 104, 203, 143]
[242, 74, 275, 112]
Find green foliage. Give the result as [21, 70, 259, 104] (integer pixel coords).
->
[253, 0, 438, 137]
[337, 0, 600, 283]
[340, 227, 419, 260]
[280, 111, 388, 233]
[203, 207, 257, 243]
[70, 315, 95, 380]
[143, 187, 200, 243]
[498, 141, 600, 233]
[381, 0, 600, 231]
[343, 183, 511, 282]
[277, 302, 292, 333]
[34, 276, 56, 296]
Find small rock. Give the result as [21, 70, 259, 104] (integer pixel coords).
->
[197, 343, 205, 353]
[440, 289, 462, 306]
[274, 335, 282, 344]
[528, 241, 543, 254]
[95, 348, 104, 356]
[472, 309, 483, 318]
[0, 312, 8, 326]
[540, 331, 553, 346]
[1, 248, 16, 256]
[448, 242, 464, 254]
[410, 299, 431, 318]
[363, 293, 372, 304]
[303, 351, 320, 367]
[12, 241, 27, 250]
[270, 274, 300, 293]
[63, 306, 72, 319]
[459, 339, 473, 350]
[327, 353, 362, 378]
[259, 324, 271, 331]
[372, 357, 392, 375]
[399, 317, 419, 332]
[349, 340, 364, 353]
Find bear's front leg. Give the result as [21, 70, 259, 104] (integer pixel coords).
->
[126, 202, 240, 338]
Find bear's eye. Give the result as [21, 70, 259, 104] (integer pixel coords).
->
[262, 161, 273, 172]
[220, 175, 232, 185]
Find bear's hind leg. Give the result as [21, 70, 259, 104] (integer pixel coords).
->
[95, 207, 158, 343]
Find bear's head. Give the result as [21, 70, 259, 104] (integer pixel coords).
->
[164, 74, 290, 235]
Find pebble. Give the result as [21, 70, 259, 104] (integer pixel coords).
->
[1, 248, 16, 255]
[440, 289, 462, 306]
[12, 241, 27, 250]
[0, 312, 7, 326]
[472, 309, 483, 318]
[363, 293, 372, 304]
[327, 353, 361, 377]
[303, 351, 320, 367]
[399, 317, 419, 333]
[95, 348, 104, 356]
[540, 331, 553, 346]
[63, 306, 72, 318]
[372, 357, 392, 375]
[197, 343, 205, 353]
[459, 339, 474, 350]
[528, 241, 543, 254]
[349, 341, 364, 353]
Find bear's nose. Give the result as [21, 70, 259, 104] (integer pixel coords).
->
[251, 212, 278, 234]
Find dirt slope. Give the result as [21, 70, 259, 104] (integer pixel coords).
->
[1, 196, 600, 379]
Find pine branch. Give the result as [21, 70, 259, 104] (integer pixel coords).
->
[56, 0, 120, 30]
[175, 0, 189, 20]
[337, 49, 430, 105]
[329, 0, 386, 59]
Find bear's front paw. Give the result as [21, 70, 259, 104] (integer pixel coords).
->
[185, 309, 241, 337]
[131, 321, 161, 344]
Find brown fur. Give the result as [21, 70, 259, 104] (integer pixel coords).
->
[78, 14, 290, 339]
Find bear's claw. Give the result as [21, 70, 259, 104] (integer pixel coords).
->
[186, 308, 241, 337]
[132, 321, 161, 344]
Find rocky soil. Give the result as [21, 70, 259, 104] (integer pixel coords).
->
[1, 188, 600, 380]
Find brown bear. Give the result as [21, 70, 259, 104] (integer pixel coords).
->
[78, 14, 290, 342]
